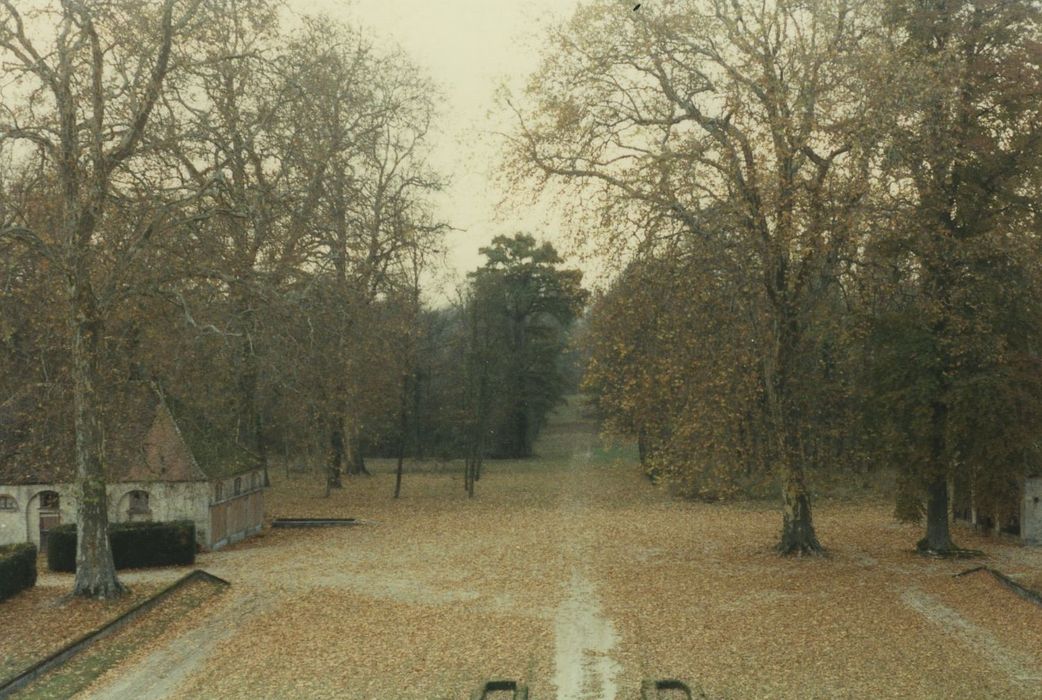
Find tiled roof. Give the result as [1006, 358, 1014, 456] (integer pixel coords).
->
[0, 381, 255, 485]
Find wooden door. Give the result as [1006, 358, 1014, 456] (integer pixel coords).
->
[39, 512, 61, 552]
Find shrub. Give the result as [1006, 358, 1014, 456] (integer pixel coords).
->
[46, 524, 77, 573]
[0, 543, 38, 601]
[47, 520, 196, 572]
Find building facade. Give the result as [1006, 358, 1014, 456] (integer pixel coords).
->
[0, 383, 265, 551]
[1024, 477, 1042, 544]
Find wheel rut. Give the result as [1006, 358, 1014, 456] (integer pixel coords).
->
[551, 431, 622, 700]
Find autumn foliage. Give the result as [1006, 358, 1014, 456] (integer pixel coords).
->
[515, 0, 1042, 554]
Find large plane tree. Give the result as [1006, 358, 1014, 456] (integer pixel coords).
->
[0, 0, 202, 597]
[509, 0, 880, 554]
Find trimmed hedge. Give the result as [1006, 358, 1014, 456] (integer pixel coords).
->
[47, 520, 196, 572]
[46, 524, 77, 572]
[0, 543, 38, 601]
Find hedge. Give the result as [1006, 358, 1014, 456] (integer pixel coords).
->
[0, 543, 38, 601]
[47, 520, 196, 572]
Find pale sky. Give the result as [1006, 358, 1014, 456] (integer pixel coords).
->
[288, 0, 587, 300]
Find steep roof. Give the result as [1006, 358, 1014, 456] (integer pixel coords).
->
[0, 385, 71, 484]
[0, 381, 256, 485]
[161, 393, 259, 479]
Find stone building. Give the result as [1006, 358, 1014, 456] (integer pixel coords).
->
[952, 470, 1042, 545]
[0, 383, 265, 551]
[1024, 476, 1042, 544]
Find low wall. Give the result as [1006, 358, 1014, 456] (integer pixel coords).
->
[1024, 477, 1042, 544]
[209, 489, 264, 549]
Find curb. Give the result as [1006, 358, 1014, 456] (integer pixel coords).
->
[0, 569, 229, 698]
[471, 679, 528, 700]
[954, 566, 1042, 609]
[642, 678, 704, 699]
[271, 518, 365, 528]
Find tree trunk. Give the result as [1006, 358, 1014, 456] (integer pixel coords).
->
[236, 324, 259, 450]
[918, 476, 955, 552]
[344, 419, 370, 476]
[465, 439, 477, 498]
[235, 302, 270, 486]
[515, 406, 530, 458]
[946, 474, 954, 526]
[284, 436, 290, 480]
[255, 397, 270, 487]
[777, 463, 823, 555]
[970, 477, 978, 527]
[917, 400, 957, 553]
[475, 368, 488, 480]
[70, 280, 124, 598]
[412, 369, 425, 461]
[394, 375, 407, 499]
[394, 442, 405, 498]
[327, 414, 344, 491]
[768, 306, 823, 556]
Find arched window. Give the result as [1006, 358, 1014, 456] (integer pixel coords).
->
[215, 482, 223, 501]
[128, 490, 150, 514]
[39, 491, 59, 511]
[234, 477, 242, 496]
[0, 494, 16, 511]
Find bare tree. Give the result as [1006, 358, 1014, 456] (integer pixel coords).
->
[0, 0, 202, 597]
[281, 19, 445, 490]
[159, 0, 304, 479]
[508, 0, 880, 554]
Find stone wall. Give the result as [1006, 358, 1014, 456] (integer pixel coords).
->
[2, 468, 267, 550]
[0, 480, 212, 548]
[109, 481, 212, 547]
[1024, 477, 1042, 544]
[0, 483, 78, 547]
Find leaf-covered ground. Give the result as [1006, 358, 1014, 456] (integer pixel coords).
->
[9, 578, 224, 699]
[0, 575, 162, 684]
[5, 397, 1042, 698]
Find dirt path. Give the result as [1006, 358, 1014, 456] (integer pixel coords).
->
[901, 589, 1042, 687]
[553, 571, 621, 700]
[551, 431, 622, 700]
[82, 588, 276, 700]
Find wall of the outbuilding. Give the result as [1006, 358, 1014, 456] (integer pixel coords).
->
[1024, 477, 1042, 545]
[0, 480, 213, 548]
[208, 468, 266, 549]
[0, 483, 78, 547]
[108, 480, 212, 546]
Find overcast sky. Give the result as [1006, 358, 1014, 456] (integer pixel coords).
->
[288, 0, 587, 299]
